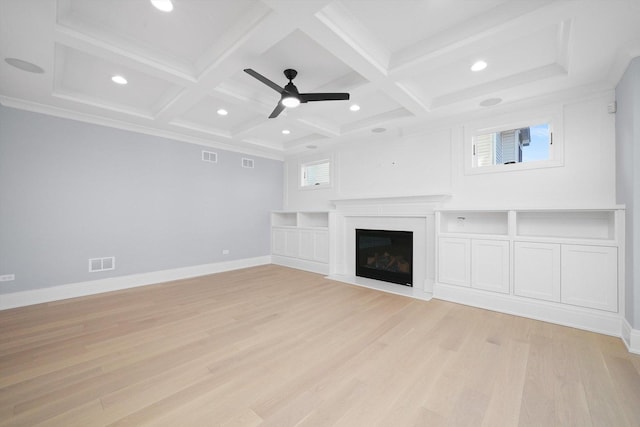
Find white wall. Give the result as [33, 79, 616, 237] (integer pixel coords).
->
[616, 57, 640, 329]
[0, 106, 283, 295]
[284, 91, 617, 211]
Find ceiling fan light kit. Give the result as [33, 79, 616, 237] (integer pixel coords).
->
[244, 68, 349, 118]
[281, 96, 300, 108]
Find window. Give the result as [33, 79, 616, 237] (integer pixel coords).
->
[465, 108, 563, 175]
[473, 123, 550, 167]
[300, 159, 331, 188]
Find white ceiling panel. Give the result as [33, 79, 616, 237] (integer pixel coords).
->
[57, 0, 263, 74]
[406, 23, 564, 108]
[172, 93, 263, 136]
[240, 30, 357, 95]
[339, 0, 509, 53]
[54, 45, 181, 117]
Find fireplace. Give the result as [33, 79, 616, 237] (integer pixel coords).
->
[355, 229, 413, 286]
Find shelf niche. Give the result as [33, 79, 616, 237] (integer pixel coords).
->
[439, 211, 508, 236]
[516, 210, 615, 240]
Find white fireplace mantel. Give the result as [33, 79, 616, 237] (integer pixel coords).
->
[331, 194, 450, 215]
[327, 194, 450, 300]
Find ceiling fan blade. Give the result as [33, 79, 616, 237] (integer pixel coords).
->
[300, 93, 350, 103]
[268, 102, 286, 119]
[244, 69, 284, 93]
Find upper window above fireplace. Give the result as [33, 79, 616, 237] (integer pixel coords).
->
[465, 107, 563, 175]
[300, 158, 331, 189]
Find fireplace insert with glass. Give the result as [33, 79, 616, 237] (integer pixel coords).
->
[355, 228, 413, 286]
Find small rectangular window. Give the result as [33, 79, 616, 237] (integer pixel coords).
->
[473, 123, 551, 167]
[465, 108, 563, 175]
[301, 159, 330, 188]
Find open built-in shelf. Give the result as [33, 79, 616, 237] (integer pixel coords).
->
[271, 211, 329, 229]
[439, 210, 509, 236]
[515, 210, 616, 241]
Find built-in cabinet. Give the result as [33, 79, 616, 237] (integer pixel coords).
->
[437, 211, 511, 294]
[271, 211, 329, 274]
[436, 209, 623, 323]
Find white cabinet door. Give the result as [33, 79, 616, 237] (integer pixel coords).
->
[472, 239, 510, 294]
[514, 242, 561, 302]
[272, 228, 287, 256]
[298, 230, 314, 260]
[313, 231, 329, 263]
[283, 229, 300, 258]
[561, 245, 618, 312]
[298, 230, 329, 263]
[438, 237, 471, 287]
[273, 228, 300, 257]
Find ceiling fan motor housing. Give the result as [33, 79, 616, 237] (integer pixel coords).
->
[284, 69, 298, 81]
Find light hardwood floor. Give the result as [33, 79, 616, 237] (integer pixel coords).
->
[1, 265, 639, 426]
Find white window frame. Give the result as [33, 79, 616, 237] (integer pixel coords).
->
[299, 157, 332, 190]
[464, 107, 564, 175]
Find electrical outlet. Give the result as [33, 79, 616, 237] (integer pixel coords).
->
[222, 249, 230, 255]
[0, 274, 15, 282]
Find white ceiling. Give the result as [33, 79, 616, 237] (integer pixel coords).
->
[1, 0, 639, 159]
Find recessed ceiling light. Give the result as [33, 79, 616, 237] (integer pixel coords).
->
[282, 129, 291, 135]
[111, 75, 127, 85]
[471, 60, 488, 72]
[150, 0, 173, 12]
[350, 104, 360, 112]
[371, 127, 387, 133]
[4, 57, 44, 74]
[479, 97, 502, 107]
[217, 109, 228, 116]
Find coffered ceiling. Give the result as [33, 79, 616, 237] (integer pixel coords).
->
[1, 0, 639, 159]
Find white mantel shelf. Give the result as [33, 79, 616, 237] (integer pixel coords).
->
[331, 194, 451, 218]
[331, 194, 451, 207]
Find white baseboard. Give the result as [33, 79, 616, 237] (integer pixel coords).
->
[271, 255, 329, 275]
[433, 282, 622, 337]
[0, 256, 271, 310]
[622, 318, 640, 354]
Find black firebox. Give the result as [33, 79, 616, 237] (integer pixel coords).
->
[355, 229, 413, 286]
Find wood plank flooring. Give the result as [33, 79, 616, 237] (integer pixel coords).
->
[1, 265, 639, 426]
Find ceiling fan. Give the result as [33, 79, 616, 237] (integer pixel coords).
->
[244, 68, 350, 118]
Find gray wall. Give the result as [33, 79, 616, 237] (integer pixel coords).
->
[616, 56, 640, 328]
[0, 106, 283, 294]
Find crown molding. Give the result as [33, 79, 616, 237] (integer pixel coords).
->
[0, 96, 285, 161]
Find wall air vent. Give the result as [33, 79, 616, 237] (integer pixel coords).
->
[202, 150, 217, 163]
[242, 158, 254, 168]
[89, 256, 115, 272]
